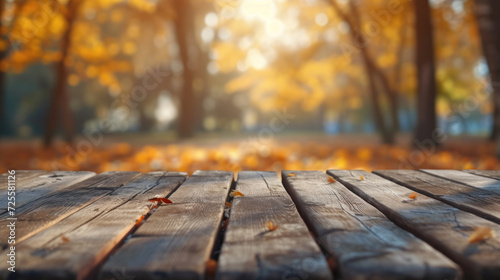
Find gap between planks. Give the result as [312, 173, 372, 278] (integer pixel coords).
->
[375, 170, 500, 225]
[282, 170, 460, 280]
[330, 169, 500, 280]
[1, 171, 187, 280]
[216, 171, 332, 280]
[99, 171, 233, 280]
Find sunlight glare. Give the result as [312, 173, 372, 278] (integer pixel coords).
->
[265, 18, 285, 37]
[246, 49, 268, 70]
[205, 12, 219, 27]
[315, 13, 328, 26]
[241, 0, 276, 21]
[155, 92, 177, 127]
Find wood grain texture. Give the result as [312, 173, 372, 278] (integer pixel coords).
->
[216, 171, 332, 280]
[1, 172, 187, 280]
[0, 170, 47, 191]
[329, 169, 500, 280]
[99, 170, 233, 280]
[233, 171, 289, 197]
[0, 171, 141, 248]
[0, 170, 47, 185]
[463, 170, 500, 181]
[283, 171, 460, 280]
[0, 171, 96, 214]
[375, 170, 500, 224]
[422, 169, 500, 194]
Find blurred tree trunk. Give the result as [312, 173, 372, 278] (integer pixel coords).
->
[392, 12, 410, 130]
[375, 7, 411, 133]
[192, 45, 210, 132]
[374, 64, 399, 132]
[44, 0, 78, 146]
[330, 0, 394, 144]
[173, 0, 195, 138]
[413, 0, 437, 144]
[364, 58, 393, 144]
[474, 0, 500, 142]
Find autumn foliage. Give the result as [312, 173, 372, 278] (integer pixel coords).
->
[0, 137, 497, 174]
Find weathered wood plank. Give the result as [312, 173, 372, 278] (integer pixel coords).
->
[0, 170, 48, 190]
[283, 171, 460, 280]
[232, 171, 289, 197]
[463, 170, 500, 181]
[0, 171, 96, 214]
[422, 169, 500, 194]
[1, 170, 47, 180]
[216, 171, 332, 280]
[375, 170, 500, 224]
[99, 170, 233, 280]
[0, 171, 141, 248]
[329, 169, 500, 280]
[2, 172, 187, 280]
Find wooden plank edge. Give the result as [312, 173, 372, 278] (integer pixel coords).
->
[373, 170, 500, 225]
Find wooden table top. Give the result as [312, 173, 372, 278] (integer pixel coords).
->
[1, 169, 500, 280]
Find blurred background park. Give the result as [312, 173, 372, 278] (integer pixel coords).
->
[0, 0, 499, 174]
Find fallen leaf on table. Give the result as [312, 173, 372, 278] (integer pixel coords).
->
[288, 173, 296, 177]
[61, 235, 70, 243]
[230, 190, 244, 197]
[206, 259, 218, 278]
[359, 176, 364, 180]
[328, 176, 335, 183]
[266, 221, 279, 232]
[136, 215, 145, 226]
[225, 202, 232, 208]
[148, 197, 173, 204]
[469, 227, 495, 243]
[409, 192, 418, 199]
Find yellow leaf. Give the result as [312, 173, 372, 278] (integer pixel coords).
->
[469, 227, 495, 243]
[61, 235, 70, 243]
[230, 190, 244, 197]
[266, 221, 279, 232]
[135, 215, 145, 226]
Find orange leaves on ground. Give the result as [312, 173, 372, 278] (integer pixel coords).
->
[409, 192, 418, 199]
[148, 197, 172, 210]
[225, 202, 232, 208]
[148, 197, 173, 204]
[136, 215, 145, 226]
[230, 190, 244, 197]
[468, 227, 496, 243]
[1, 138, 499, 174]
[328, 176, 335, 183]
[266, 221, 279, 232]
[61, 235, 70, 243]
[288, 173, 296, 177]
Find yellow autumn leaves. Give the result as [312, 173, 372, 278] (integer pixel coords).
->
[469, 227, 496, 244]
[229, 190, 244, 197]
